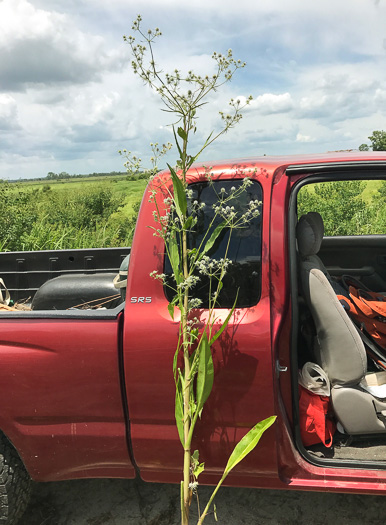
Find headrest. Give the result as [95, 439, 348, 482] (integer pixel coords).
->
[296, 212, 324, 257]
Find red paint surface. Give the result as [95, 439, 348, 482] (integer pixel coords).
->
[0, 315, 134, 481]
[1, 152, 386, 492]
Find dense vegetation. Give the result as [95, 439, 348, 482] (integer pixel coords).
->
[0, 177, 385, 252]
[297, 180, 386, 236]
[0, 176, 147, 251]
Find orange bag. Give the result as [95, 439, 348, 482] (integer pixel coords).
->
[339, 276, 386, 350]
[299, 386, 335, 447]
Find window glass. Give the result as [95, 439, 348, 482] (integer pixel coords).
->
[164, 179, 263, 308]
[297, 179, 386, 236]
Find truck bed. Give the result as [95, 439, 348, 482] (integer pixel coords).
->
[0, 247, 130, 303]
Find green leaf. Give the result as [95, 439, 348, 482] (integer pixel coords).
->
[191, 450, 199, 472]
[204, 131, 214, 147]
[183, 215, 194, 230]
[177, 127, 188, 141]
[191, 450, 205, 478]
[187, 346, 199, 386]
[200, 221, 227, 257]
[167, 302, 175, 320]
[168, 233, 181, 284]
[168, 163, 187, 218]
[196, 333, 214, 413]
[172, 126, 183, 159]
[194, 462, 205, 478]
[175, 373, 185, 447]
[209, 290, 238, 346]
[223, 416, 276, 477]
[186, 153, 199, 170]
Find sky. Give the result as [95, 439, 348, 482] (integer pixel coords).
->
[1, 0, 386, 180]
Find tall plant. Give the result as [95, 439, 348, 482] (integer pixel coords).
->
[123, 16, 276, 524]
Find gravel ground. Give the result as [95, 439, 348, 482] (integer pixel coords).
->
[18, 477, 386, 525]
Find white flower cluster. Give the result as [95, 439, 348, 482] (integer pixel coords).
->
[188, 298, 202, 309]
[240, 199, 261, 223]
[177, 275, 200, 291]
[152, 209, 173, 228]
[212, 203, 237, 221]
[187, 316, 199, 327]
[148, 189, 157, 203]
[149, 270, 166, 282]
[197, 256, 232, 276]
[190, 199, 206, 212]
[188, 481, 199, 493]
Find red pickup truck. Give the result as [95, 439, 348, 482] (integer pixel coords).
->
[1, 152, 386, 524]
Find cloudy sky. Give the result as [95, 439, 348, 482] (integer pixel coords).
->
[1, 0, 386, 180]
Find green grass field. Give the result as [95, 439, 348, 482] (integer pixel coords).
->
[1, 175, 148, 251]
[17, 175, 147, 220]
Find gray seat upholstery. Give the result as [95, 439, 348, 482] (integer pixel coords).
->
[297, 212, 328, 276]
[297, 212, 386, 435]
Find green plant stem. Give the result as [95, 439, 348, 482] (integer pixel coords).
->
[181, 135, 191, 525]
[182, 230, 190, 525]
[196, 473, 226, 525]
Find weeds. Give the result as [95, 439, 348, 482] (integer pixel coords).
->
[0, 180, 143, 251]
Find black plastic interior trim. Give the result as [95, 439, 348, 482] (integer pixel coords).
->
[286, 161, 386, 175]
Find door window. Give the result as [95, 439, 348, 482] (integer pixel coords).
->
[164, 179, 263, 308]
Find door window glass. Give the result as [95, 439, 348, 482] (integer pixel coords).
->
[164, 179, 263, 308]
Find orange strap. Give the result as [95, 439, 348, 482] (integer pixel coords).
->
[349, 286, 386, 318]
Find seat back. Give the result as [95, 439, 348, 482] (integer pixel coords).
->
[297, 213, 367, 386]
[301, 267, 367, 385]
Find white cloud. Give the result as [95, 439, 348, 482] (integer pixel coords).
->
[249, 93, 294, 115]
[299, 94, 328, 114]
[374, 88, 386, 104]
[296, 133, 314, 143]
[0, 94, 19, 130]
[0, 0, 120, 91]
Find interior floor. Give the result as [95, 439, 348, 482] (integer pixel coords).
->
[308, 433, 386, 462]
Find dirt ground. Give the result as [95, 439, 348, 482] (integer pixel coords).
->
[18, 477, 386, 525]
